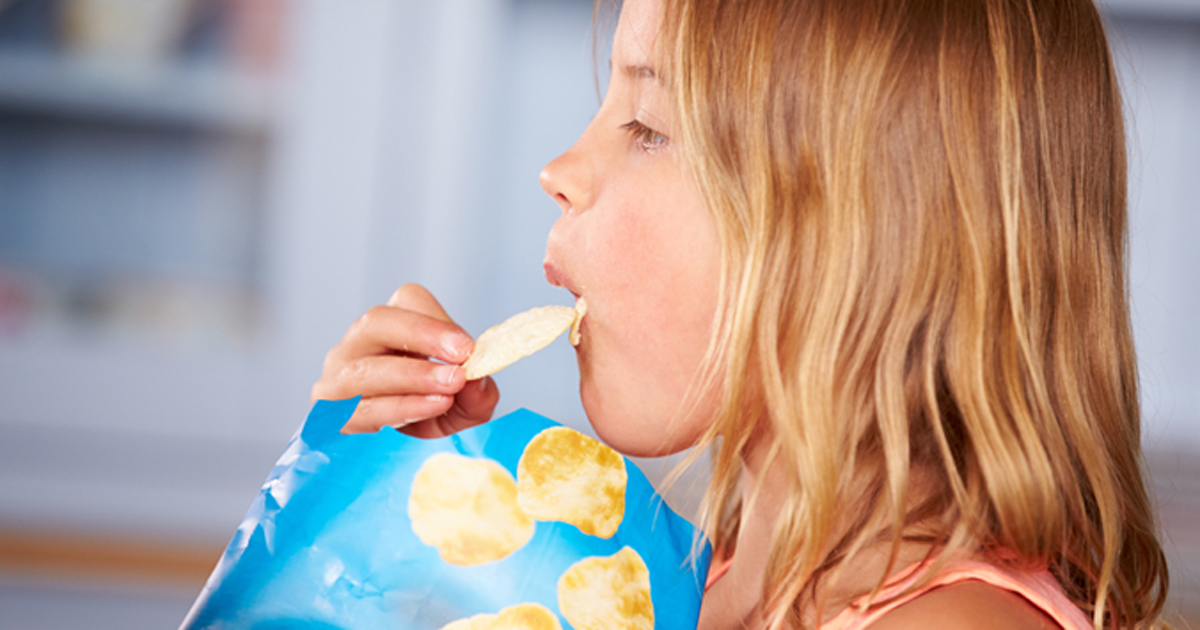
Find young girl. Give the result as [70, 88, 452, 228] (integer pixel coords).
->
[311, 0, 1170, 627]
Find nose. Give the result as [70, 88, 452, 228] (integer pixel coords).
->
[539, 137, 593, 215]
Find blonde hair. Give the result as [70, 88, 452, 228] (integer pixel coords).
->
[647, 0, 1170, 627]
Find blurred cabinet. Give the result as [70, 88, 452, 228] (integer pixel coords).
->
[0, 0, 543, 543]
[0, 0, 277, 348]
[0, 0, 431, 540]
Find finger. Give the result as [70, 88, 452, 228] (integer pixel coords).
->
[335, 305, 473, 365]
[386, 284, 454, 323]
[312, 355, 466, 402]
[399, 377, 499, 439]
[454, 375, 500, 419]
[340, 394, 455, 435]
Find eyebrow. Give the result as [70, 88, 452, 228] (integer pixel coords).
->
[609, 59, 660, 81]
[624, 64, 658, 79]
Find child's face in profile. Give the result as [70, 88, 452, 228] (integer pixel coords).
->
[541, 0, 722, 458]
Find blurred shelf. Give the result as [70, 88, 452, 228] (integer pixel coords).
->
[0, 48, 275, 134]
[1099, 0, 1200, 20]
[0, 527, 222, 590]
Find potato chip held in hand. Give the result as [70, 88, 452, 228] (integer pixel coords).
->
[462, 305, 578, 380]
[408, 453, 535, 566]
[439, 602, 563, 630]
[557, 547, 654, 630]
[517, 426, 627, 539]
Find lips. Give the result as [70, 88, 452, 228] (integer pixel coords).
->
[543, 260, 579, 298]
[545, 260, 587, 347]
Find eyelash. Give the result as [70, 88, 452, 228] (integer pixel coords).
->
[621, 120, 669, 152]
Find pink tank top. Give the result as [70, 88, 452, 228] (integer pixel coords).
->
[818, 559, 1093, 630]
[704, 555, 1093, 629]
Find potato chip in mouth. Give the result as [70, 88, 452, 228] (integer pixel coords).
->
[462, 304, 580, 380]
[568, 297, 587, 347]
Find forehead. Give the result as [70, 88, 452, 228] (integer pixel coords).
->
[613, 0, 662, 66]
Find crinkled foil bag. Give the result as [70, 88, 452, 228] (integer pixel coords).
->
[181, 398, 710, 629]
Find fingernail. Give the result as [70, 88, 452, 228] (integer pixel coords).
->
[426, 394, 451, 404]
[436, 365, 458, 387]
[442, 333, 471, 360]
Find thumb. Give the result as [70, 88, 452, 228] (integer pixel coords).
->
[399, 377, 499, 439]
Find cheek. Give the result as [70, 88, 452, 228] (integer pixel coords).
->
[589, 201, 708, 355]
[576, 185, 722, 456]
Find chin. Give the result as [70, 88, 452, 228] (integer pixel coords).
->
[578, 377, 702, 459]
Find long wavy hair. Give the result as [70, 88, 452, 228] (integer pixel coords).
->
[636, 0, 1171, 627]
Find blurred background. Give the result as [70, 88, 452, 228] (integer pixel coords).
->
[0, 0, 1194, 627]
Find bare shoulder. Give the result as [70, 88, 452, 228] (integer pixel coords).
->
[866, 580, 1061, 630]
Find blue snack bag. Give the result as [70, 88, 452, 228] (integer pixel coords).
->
[181, 398, 711, 629]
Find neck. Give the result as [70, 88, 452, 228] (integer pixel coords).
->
[696, 436, 786, 629]
[698, 435, 944, 629]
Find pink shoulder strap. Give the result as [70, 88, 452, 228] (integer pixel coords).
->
[819, 559, 1094, 630]
[705, 550, 735, 592]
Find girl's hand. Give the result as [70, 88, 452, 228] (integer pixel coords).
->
[311, 284, 499, 438]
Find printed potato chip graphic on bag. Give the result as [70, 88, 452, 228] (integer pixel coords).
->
[558, 547, 654, 630]
[439, 602, 562, 630]
[181, 399, 710, 630]
[409, 453, 534, 566]
[517, 427, 627, 538]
